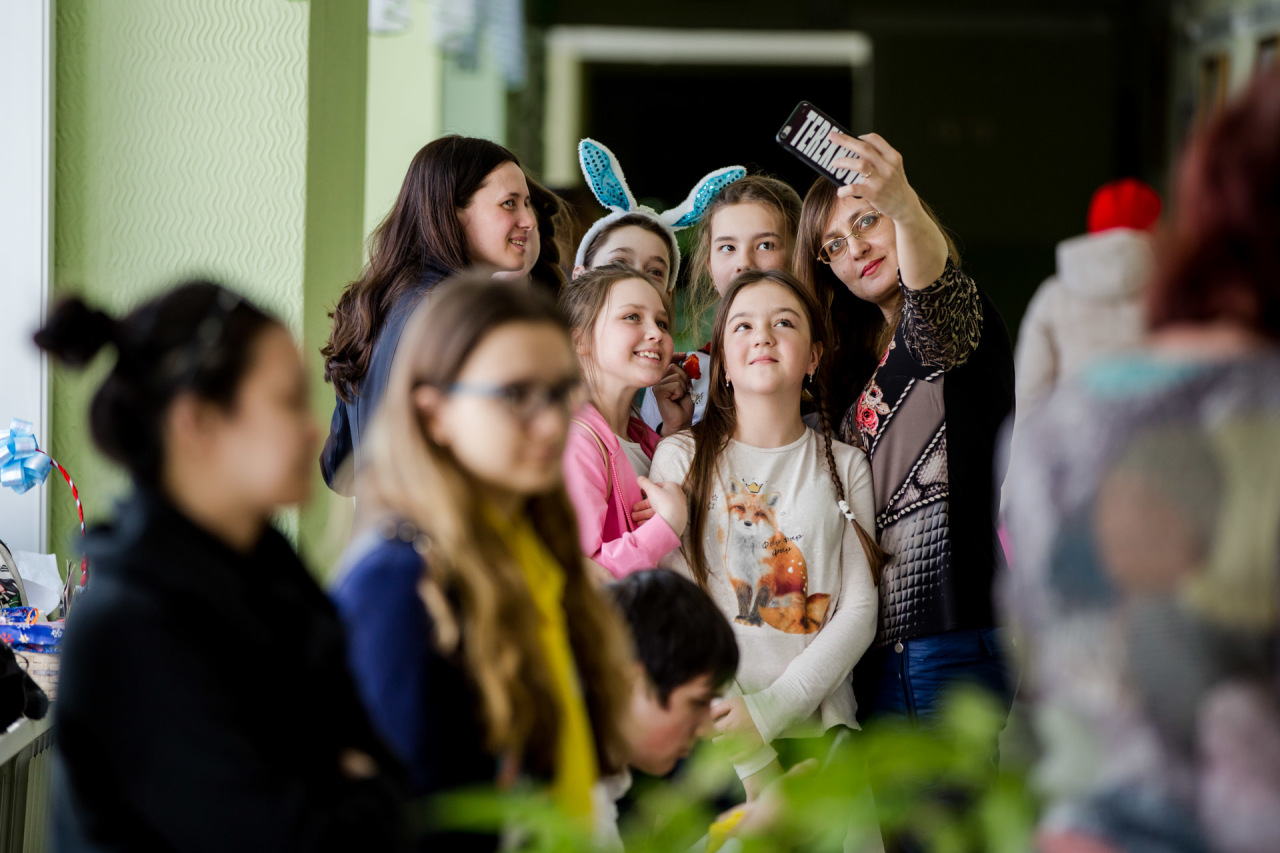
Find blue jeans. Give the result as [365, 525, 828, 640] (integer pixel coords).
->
[854, 628, 1015, 729]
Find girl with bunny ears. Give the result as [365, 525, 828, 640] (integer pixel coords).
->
[573, 138, 745, 436]
[639, 175, 805, 434]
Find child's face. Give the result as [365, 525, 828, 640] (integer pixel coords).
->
[625, 672, 720, 776]
[422, 321, 578, 503]
[587, 225, 672, 287]
[722, 282, 820, 398]
[582, 277, 673, 393]
[707, 203, 792, 296]
[459, 161, 538, 274]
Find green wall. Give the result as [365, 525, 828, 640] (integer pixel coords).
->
[364, 0, 443, 239]
[50, 0, 513, 575]
[52, 0, 367, 575]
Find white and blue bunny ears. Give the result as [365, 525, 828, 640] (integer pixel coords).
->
[574, 138, 746, 290]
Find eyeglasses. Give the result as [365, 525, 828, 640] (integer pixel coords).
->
[817, 210, 885, 264]
[444, 378, 583, 425]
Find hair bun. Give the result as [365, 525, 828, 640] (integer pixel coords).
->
[34, 297, 122, 367]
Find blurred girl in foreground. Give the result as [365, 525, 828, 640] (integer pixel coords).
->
[331, 276, 633, 848]
[39, 283, 406, 852]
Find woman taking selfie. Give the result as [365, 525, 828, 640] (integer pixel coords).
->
[794, 131, 1016, 730]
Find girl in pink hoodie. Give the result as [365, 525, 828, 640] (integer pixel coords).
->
[559, 264, 688, 579]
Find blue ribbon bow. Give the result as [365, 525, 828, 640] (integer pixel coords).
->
[0, 419, 52, 495]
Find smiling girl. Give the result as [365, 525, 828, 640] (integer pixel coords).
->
[560, 264, 688, 580]
[649, 269, 883, 799]
[794, 131, 1015, 731]
[321, 136, 569, 494]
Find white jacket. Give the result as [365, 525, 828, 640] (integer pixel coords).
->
[1003, 229, 1153, 512]
[1015, 228, 1153, 410]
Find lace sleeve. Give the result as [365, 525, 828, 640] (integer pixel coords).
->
[899, 261, 983, 370]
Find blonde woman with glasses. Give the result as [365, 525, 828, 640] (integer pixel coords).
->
[793, 131, 1016, 743]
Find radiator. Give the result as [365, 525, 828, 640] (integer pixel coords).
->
[0, 718, 54, 853]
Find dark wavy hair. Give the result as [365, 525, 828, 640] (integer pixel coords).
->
[1148, 67, 1280, 339]
[527, 175, 572, 293]
[323, 136, 568, 402]
[34, 282, 277, 486]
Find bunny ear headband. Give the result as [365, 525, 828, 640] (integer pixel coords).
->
[575, 138, 746, 290]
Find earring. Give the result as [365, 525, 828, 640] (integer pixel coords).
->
[725, 377, 731, 387]
[806, 372, 814, 385]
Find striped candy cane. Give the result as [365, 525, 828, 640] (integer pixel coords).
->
[37, 450, 87, 618]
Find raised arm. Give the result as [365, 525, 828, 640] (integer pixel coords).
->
[829, 131, 949, 291]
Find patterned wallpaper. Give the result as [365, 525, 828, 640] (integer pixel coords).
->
[51, 0, 310, 554]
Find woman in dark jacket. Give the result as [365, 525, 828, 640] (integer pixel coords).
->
[36, 283, 406, 852]
[794, 131, 1016, 729]
[320, 136, 570, 495]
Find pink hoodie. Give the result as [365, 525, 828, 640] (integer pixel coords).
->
[561, 403, 681, 578]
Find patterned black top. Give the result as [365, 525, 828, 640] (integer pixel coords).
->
[840, 261, 1015, 646]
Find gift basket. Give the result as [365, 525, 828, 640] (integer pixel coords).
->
[0, 418, 86, 700]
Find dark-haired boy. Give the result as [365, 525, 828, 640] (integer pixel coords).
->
[595, 569, 739, 849]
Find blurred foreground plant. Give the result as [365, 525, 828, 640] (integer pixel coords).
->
[425, 687, 1036, 852]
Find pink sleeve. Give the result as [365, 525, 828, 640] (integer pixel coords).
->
[626, 417, 663, 459]
[562, 426, 682, 579]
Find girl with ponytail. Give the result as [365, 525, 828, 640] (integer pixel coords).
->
[648, 268, 884, 800]
[36, 283, 406, 851]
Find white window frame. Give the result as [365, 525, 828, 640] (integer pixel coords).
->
[542, 26, 873, 186]
[0, 0, 54, 554]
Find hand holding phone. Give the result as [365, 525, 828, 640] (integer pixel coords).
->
[776, 101, 865, 187]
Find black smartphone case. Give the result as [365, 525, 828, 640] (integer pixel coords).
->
[776, 101, 863, 187]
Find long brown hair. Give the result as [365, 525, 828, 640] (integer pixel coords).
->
[324, 136, 566, 402]
[359, 274, 633, 776]
[687, 174, 802, 326]
[682, 269, 887, 588]
[793, 177, 960, 420]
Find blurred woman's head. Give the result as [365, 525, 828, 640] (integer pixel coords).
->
[1148, 68, 1280, 342]
[384, 275, 579, 506]
[35, 283, 314, 515]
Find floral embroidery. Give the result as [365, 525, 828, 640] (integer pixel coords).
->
[855, 340, 896, 439]
[857, 382, 891, 437]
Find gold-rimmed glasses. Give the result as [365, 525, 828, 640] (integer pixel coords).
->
[817, 210, 885, 264]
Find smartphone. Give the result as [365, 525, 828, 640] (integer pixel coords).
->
[776, 101, 864, 187]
